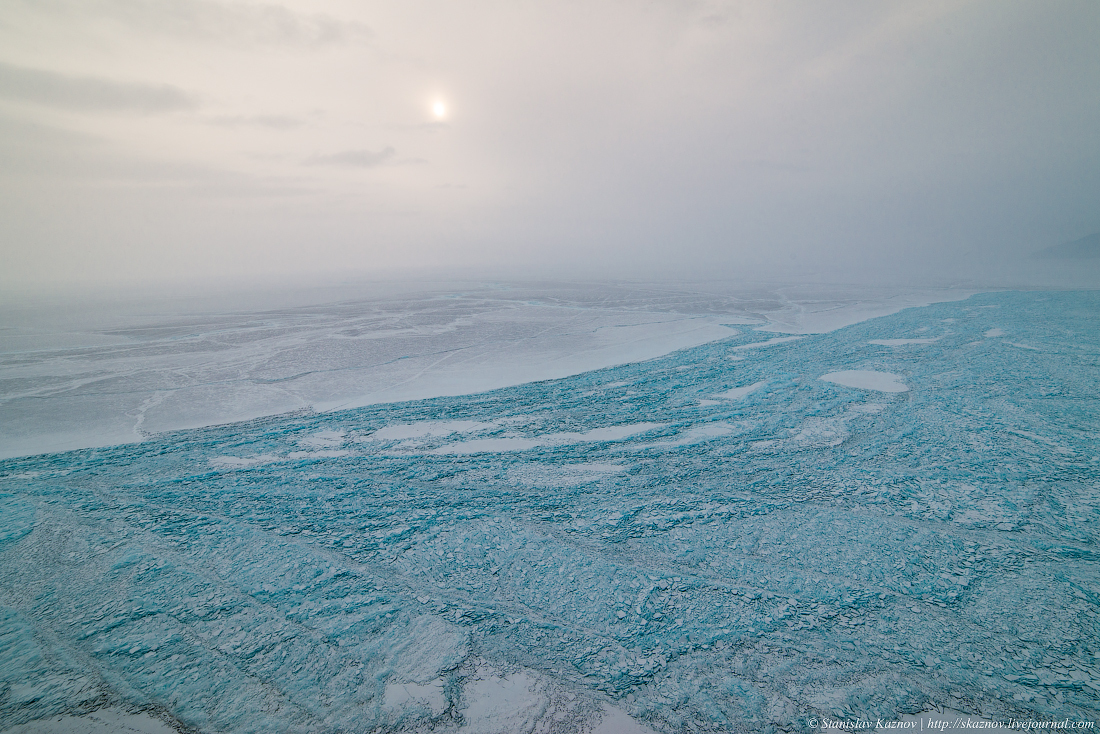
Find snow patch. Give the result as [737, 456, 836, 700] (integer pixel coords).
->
[868, 337, 942, 346]
[820, 370, 908, 393]
[368, 420, 495, 441]
[728, 336, 803, 353]
[297, 429, 346, 448]
[209, 454, 279, 469]
[284, 449, 351, 460]
[458, 670, 547, 734]
[0, 708, 181, 734]
[559, 425, 664, 442]
[754, 403, 886, 451]
[591, 704, 659, 733]
[383, 679, 447, 717]
[433, 423, 665, 455]
[639, 423, 738, 449]
[508, 463, 625, 487]
[714, 380, 768, 400]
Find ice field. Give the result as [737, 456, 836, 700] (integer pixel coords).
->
[1, 289, 1098, 732]
[0, 281, 966, 460]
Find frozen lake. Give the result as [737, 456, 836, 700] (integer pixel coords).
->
[1, 289, 1098, 732]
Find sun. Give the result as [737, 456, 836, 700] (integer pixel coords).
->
[432, 101, 446, 119]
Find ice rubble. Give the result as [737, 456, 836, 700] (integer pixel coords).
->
[1, 291, 1098, 733]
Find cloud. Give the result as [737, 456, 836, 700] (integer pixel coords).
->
[0, 115, 313, 197]
[17, 0, 372, 47]
[3, 0, 1098, 288]
[206, 114, 303, 129]
[0, 62, 196, 113]
[305, 147, 395, 168]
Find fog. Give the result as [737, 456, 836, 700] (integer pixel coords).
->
[1, 0, 1098, 291]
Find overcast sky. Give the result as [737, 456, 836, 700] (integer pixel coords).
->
[1, 0, 1098, 289]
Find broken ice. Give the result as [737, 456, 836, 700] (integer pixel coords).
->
[1, 291, 1098, 732]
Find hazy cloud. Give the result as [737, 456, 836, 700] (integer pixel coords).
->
[0, 115, 310, 196]
[16, 0, 372, 47]
[305, 147, 396, 168]
[206, 114, 303, 129]
[1035, 232, 1100, 260]
[1, 0, 1098, 289]
[0, 62, 195, 113]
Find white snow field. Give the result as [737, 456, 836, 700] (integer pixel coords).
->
[3, 289, 1097, 733]
[0, 281, 968, 460]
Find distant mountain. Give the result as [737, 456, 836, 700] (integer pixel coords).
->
[1034, 232, 1100, 259]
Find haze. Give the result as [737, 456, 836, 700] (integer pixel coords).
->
[1, 0, 1099, 291]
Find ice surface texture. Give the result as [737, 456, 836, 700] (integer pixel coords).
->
[1, 291, 1098, 733]
[0, 281, 968, 460]
[0, 283, 750, 460]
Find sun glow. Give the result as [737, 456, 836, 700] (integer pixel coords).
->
[432, 101, 446, 118]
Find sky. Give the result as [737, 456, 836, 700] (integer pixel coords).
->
[1, 0, 1098, 290]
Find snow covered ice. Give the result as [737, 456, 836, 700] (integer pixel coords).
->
[1, 290, 1098, 732]
[0, 281, 966, 461]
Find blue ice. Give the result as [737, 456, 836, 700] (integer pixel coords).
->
[1, 291, 1098, 732]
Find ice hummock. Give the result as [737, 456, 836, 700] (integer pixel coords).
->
[1, 291, 1098, 733]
